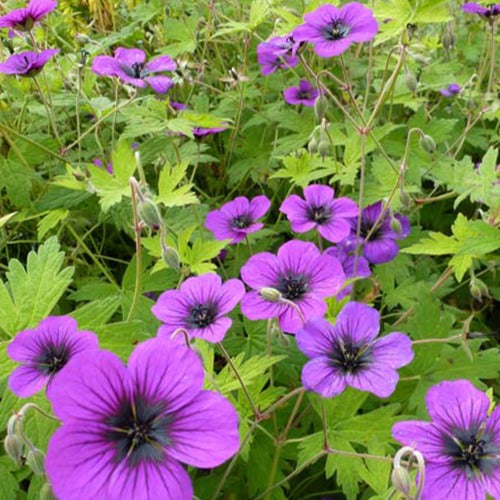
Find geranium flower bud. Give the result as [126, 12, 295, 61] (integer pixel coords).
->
[137, 198, 162, 229]
[419, 134, 436, 154]
[314, 95, 328, 121]
[442, 30, 455, 50]
[161, 245, 180, 270]
[318, 140, 330, 160]
[259, 287, 283, 303]
[399, 189, 413, 210]
[470, 278, 490, 302]
[308, 137, 318, 154]
[404, 71, 418, 93]
[4, 434, 24, 466]
[391, 466, 412, 496]
[390, 216, 403, 235]
[26, 448, 45, 475]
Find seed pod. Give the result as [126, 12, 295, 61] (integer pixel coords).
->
[419, 134, 436, 154]
[161, 245, 180, 270]
[4, 434, 24, 466]
[314, 95, 328, 122]
[137, 198, 162, 229]
[470, 278, 489, 302]
[26, 448, 45, 476]
[259, 287, 282, 303]
[404, 71, 418, 93]
[391, 466, 412, 496]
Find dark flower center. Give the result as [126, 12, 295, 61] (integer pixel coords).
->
[276, 274, 309, 301]
[107, 396, 171, 467]
[307, 204, 331, 224]
[360, 219, 382, 241]
[186, 303, 218, 328]
[298, 90, 312, 100]
[231, 213, 253, 229]
[330, 341, 372, 373]
[442, 427, 500, 477]
[322, 20, 351, 41]
[35, 343, 70, 375]
[121, 62, 149, 79]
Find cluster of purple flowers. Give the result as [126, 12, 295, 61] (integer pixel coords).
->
[0, 0, 59, 77]
[7, 316, 240, 499]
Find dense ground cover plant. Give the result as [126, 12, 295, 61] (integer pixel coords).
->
[0, 0, 498, 498]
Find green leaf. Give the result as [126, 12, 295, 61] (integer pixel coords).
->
[37, 209, 69, 239]
[156, 161, 199, 208]
[0, 237, 74, 337]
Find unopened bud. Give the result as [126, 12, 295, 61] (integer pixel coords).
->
[314, 95, 328, 122]
[75, 33, 90, 44]
[39, 482, 55, 500]
[390, 216, 403, 235]
[4, 434, 24, 466]
[137, 198, 162, 229]
[318, 140, 330, 160]
[161, 245, 180, 270]
[26, 448, 45, 475]
[259, 287, 282, 302]
[470, 278, 489, 302]
[404, 72, 418, 93]
[399, 189, 413, 210]
[308, 137, 318, 154]
[419, 134, 436, 154]
[391, 466, 412, 496]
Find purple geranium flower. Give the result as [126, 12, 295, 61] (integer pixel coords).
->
[293, 2, 378, 58]
[440, 83, 461, 97]
[45, 338, 240, 500]
[240, 240, 345, 334]
[283, 79, 319, 107]
[352, 201, 410, 265]
[296, 302, 413, 398]
[7, 316, 98, 398]
[0, 49, 58, 77]
[325, 244, 371, 300]
[393, 380, 500, 500]
[152, 273, 245, 343]
[462, 2, 500, 17]
[280, 184, 359, 243]
[256, 35, 300, 75]
[92, 48, 176, 94]
[205, 195, 271, 244]
[0, 0, 57, 32]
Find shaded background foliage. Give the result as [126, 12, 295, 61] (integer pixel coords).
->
[0, 0, 498, 498]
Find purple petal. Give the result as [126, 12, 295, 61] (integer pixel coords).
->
[48, 350, 130, 422]
[317, 217, 352, 243]
[240, 291, 285, 320]
[145, 55, 177, 73]
[204, 209, 237, 242]
[362, 238, 399, 264]
[314, 38, 354, 58]
[216, 278, 246, 314]
[301, 357, 347, 397]
[278, 295, 327, 334]
[462, 2, 489, 15]
[91, 55, 119, 76]
[180, 273, 222, 304]
[333, 301, 380, 344]
[345, 364, 401, 397]
[188, 317, 232, 343]
[425, 380, 490, 432]
[145, 75, 174, 94]
[168, 390, 240, 468]
[249, 194, 271, 219]
[280, 195, 316, 233]
[303, 184, 334, 207]
[422, 462, 485, 500]
[277, 240, 321, 276]
[392, 421, 451, 463]
[371, 332, 414, 368]
[240, 252, 280, 289]
[9, 365, 49, 398]
[128, 338, 204, 413]
[152, 290, 189, 332]
[27, 0, 57, 20]
[307, 251, 345, 297]
[114, 47, 146, 66]
[296, 317, 336, 358]
[330, 197, 359, 218]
